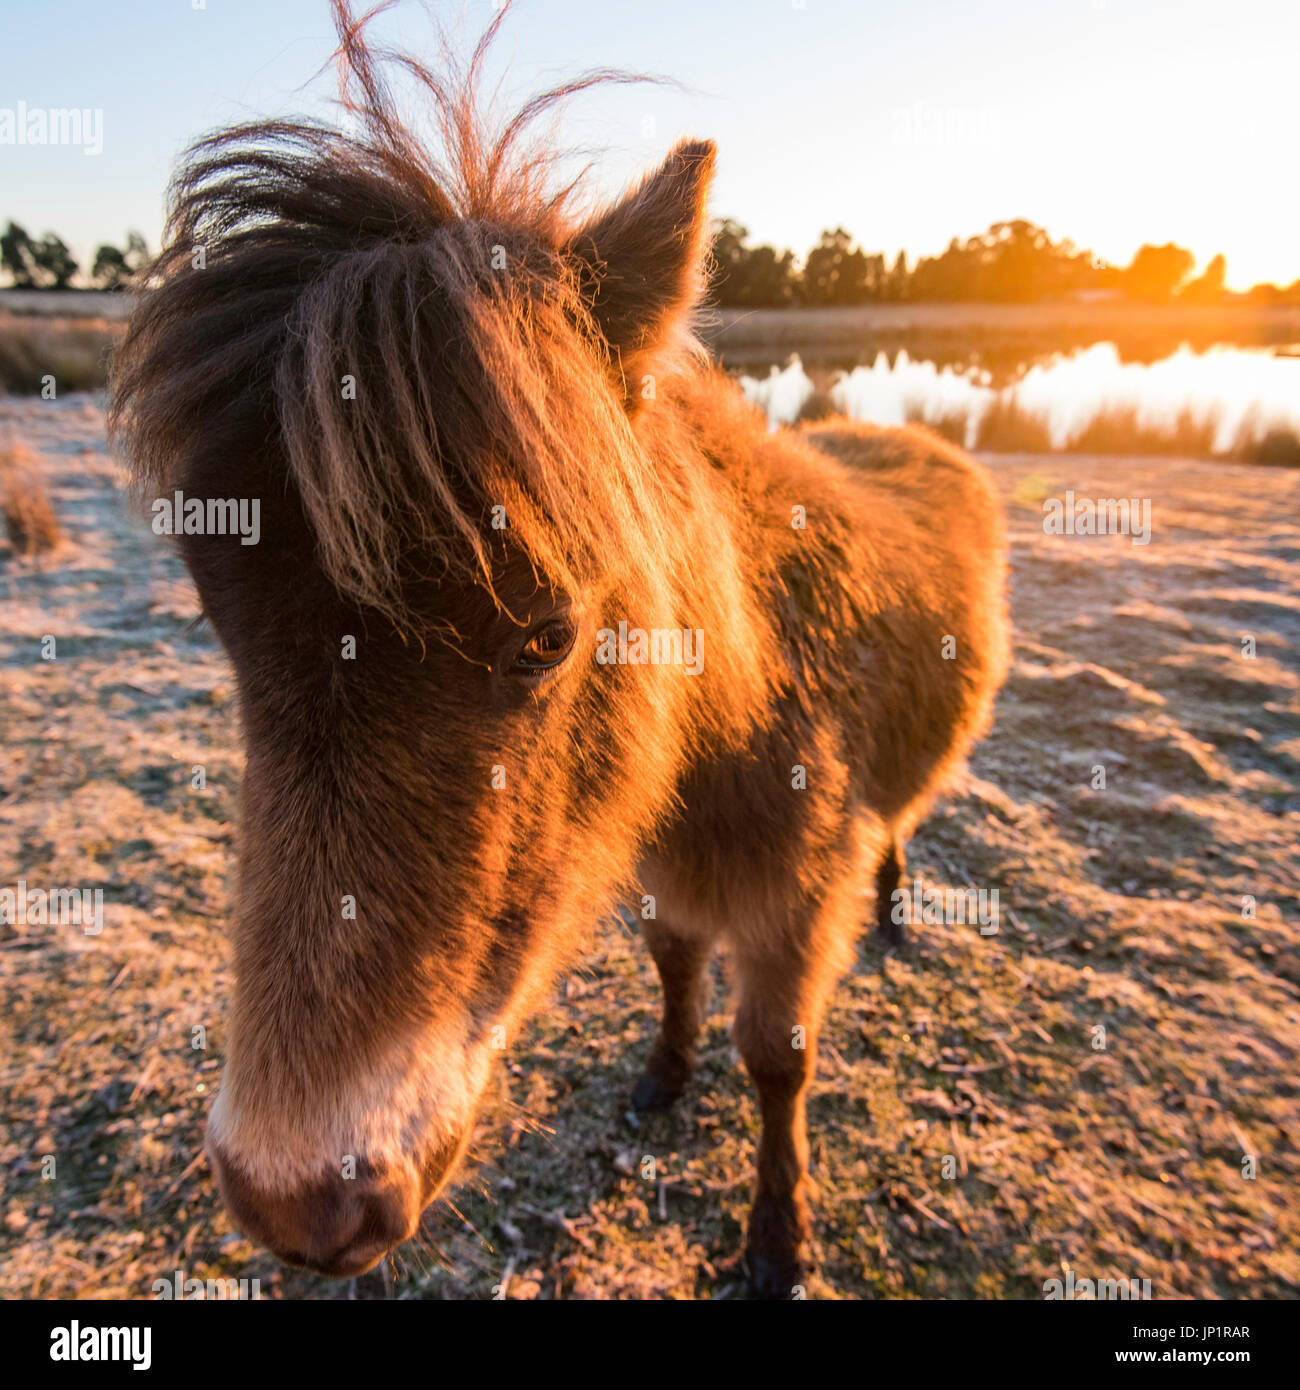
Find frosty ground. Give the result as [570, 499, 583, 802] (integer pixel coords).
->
[1, 393, 1297, 1299]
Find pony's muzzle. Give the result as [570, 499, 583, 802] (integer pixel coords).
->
[207, 1141, 420, 1277]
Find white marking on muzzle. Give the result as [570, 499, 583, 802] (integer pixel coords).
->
[207, 1015, 491, 1194]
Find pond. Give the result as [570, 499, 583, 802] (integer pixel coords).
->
[738, 343, 1300, 460]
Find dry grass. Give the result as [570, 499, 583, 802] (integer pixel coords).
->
[1238, 425, 1300, 468]
[1, 443, 61, 557]
[0, 313, 121, 395]
[1, 396, 1298, 1300]
[1065, 406, 1217, 458]
[976, 397, 1055, 453]
[903, 403, 968, 447]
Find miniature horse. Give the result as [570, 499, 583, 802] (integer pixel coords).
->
[110, 2, 1008, 1297]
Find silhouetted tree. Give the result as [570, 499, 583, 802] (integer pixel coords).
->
[30, 233, 78, 289]
[1, 221, 38, 287]
[707, 219, 798, 306]
[1122, 242, 1196, 301]
[884, 250, 910, 301]
[91, 243, 128, 288]
[1, 224, 80, 289]
[738, 244, 798, 306]
[802, 228, 882, 304]
[91, 231, 149, 289]
[705, 216, 1271, 308]
[909, 221, 1103, 302]
[707, 218, 750, 299]
[1179, 253, 1227, 303]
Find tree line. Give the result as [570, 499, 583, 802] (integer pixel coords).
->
[1, 222, 149, 290]
[4, 214, 1299, 307]
[708, 219, 1300, 308]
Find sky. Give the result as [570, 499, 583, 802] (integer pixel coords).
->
[2, 0, 1296, 290]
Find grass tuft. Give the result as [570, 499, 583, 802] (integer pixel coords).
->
[1, 444, 61, 557]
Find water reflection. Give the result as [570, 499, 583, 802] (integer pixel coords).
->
[739, 343, 1300, 458]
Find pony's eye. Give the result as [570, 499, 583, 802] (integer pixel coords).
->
[513, 619, 576, 674]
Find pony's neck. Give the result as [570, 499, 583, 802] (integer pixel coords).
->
[638, 368, 786, 752]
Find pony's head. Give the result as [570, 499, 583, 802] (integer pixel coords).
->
[110, 2, 753, 1275]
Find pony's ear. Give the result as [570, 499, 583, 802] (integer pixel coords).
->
[570, 138, 716, 407]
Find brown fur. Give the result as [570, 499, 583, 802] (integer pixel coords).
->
[110, 2, 1008, 1296]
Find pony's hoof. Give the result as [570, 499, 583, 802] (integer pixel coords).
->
[631, 1071, 682, 1112]
[745, 1252, 804, 1300]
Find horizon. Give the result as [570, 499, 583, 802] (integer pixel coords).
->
[1, 0, 1297, 291]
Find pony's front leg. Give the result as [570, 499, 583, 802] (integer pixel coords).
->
[733, 886, 855, 1299]
[875, 829, 908, 945]
[632, 918, 715, 1111]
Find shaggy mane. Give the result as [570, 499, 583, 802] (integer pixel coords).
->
[109, 0, 681, 621]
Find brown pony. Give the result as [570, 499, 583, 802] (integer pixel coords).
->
[110, 1, 1008, 1297]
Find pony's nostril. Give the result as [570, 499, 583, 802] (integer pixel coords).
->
[319, 1188, 416, 1275]
[208, 1141, 418, 1277]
